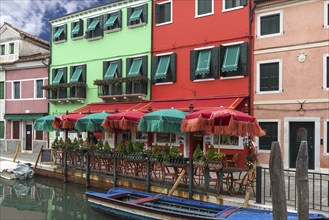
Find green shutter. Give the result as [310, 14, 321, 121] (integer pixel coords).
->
[53, 69, 64, 84]
[170, 53, 176, 82]
[261, 14, 280, 35]
[190, 50, 197, 80]
[260, 63, 279, 92]
[87, 19, 100, 31]
[155, 4, 160, 24]
[195, 50, 211, 75]
[221, 45, 240, 72]
[128, 58, 142, 77]
[104, 14, 118, 28]
[155, 56, 170, 80]
[326, 57, 329, 88]
[104, 62, 118, 80]
[0, 82, 4, 99]
[71, 23, 80, 35]
[53, 27, 64, 39]
[129, 8, 143, 22]
[211, 47, 219, 78]
[70, 66, 83, 83]
[151, 56, 158, 83]
[0, 121, 4, 139]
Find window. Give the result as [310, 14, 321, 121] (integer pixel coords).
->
[128, 58, 143, 77]
[220, 42, 248, 78]
[85, 16, 103, 40]
[258, 122, 278, 151]
[190, 47, 219, 81]
[127, 4, 148, 27]
[104, 10, 121, 32]
[12, 121, 19, 139]
[52, 68, 65, 84]
[223, 0, 247, 11]
[0, 45, 5, 55]
[155, 133, 177, 144]
[324, 55, 329, 89]
[13, 81, 20, 99]
[213, 134, 242, 149]
[152, 53, 176, 84]
[70, 66, 84, 83]
[53, 24, 67, 42]
[71, 20, 84, 39]
[155, 1, 172, 25]
[9, 43, 14, 54]
[257, 60, 281, 93]
[0, 81, 4, 99]
[325, 1, 329, 28]
[35, 130, 43, 140]
[126, 56, 148, 95]
[196, 0, 213, 17]
[70, 65, 86, 98]
[103, 60, 121, 80]
[36, 80, 43, 98]
[0, 121, 4, 139]
[258, 11, 282, 37]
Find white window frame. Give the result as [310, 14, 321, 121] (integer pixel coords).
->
[154, 133, 179, 146]
[257, 10, 283, 38]
[324, 1, 329, 28]
[222, 0, 244, 12]
[256, 59, 282, 94]
[324, 119, 329, 156]
[256, 119, 280, 153]
[12, 81, 21, 99]
[156, 0, 173, 26]
[195, 0, 214, 18]
[212, 134, 244, 150]
[323, 54, 329, 90]
[35, 79, 44, 99]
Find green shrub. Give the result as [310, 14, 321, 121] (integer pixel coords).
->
[126, 141, 134, 154]
[207, 144, 216, 161]
[193, 144, 204, 161]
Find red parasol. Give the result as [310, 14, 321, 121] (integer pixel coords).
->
[52, 113, 86, 130]
[181, 107, 265, 138]
[102, 111, 145, 133]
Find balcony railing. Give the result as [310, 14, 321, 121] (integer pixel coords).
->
[43, 83, 86, 103]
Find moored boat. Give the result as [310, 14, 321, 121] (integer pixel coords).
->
[86, 187, 328, 220]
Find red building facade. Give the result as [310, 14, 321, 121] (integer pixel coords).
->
[151, 0, 253, 165]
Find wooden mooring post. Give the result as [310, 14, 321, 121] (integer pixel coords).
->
[269, 142, 287, 220]
[296, 141, 309, 220]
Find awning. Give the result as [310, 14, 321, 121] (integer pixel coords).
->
[155, 56, 170, 80]
[104, 62, 118, 80]
[71, 23, 80, 35]
[74, 97, 245, 114]
[4, 114, 46, 121]
[53, 69, 64, 84]
[105, 14, 118, 28]
[129, 8, 143, 22]
[87, 19, 100, 31]
[128, 58, 142, 77]
[53, 27, 64, 40]
[195, 50, 211, 75]
[70, 66, 83, 83]
[222, 45, 240, 72]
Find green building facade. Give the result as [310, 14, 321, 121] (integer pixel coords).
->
[48, 0, 152, 116]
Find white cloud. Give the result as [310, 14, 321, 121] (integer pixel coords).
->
[0, 0, 108, 39]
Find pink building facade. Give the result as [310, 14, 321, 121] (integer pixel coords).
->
[254, 0, 329, 172]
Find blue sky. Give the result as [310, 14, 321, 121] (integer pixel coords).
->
[0, 0, 112, 41]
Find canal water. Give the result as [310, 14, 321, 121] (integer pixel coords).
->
[0, 176, 123, 220]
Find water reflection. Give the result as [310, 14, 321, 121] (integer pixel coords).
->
[0, 176, 121, 220]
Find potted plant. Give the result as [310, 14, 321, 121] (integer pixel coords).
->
[193, 144, 205, 164]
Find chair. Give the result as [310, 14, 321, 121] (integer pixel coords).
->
[233, 168, 256, 196]
[193, 164, 205, 186]
[226, 153, 239, 167]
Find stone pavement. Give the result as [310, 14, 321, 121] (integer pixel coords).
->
[0, 150, 328, 216]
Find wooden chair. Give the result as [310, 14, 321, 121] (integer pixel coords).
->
[193, 164, 205, 186]
[233, 168, 256, 196]
[226, 153, 239, 167]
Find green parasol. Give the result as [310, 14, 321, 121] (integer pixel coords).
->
[33, 114, 61, 132]
[138, 109, 187, 135]
[75, 112, 110, 132]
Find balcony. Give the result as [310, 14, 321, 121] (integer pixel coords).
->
[43, 83, 86, 103]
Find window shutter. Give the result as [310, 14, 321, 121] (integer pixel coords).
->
[70, 66, 74, 82]
[240, 42, 248, 76]
[118, 10, 122, 28]
[85, 19, 91, 38]
[127, 8, 132, 26]
[155, 4, 160, 24]
[241, 0, 248, 6]
[82, 64, 86, 82]
[142, 55, 148, 77]
[142, 4, 148, 24]
[63, 67, 67, 83]
[225, 0, 233, 9]
[52, 69, 56, 82]
[165, 3, 171, 22]
[326, 57, 329, 88]
[63, 24, 67, 41]
[103, 61, 108, 78]
[79, 19, 84, 36]
[211, 47, 219, 78]
[219, 45, 226, 77]
[0, 82, 4, 99]
[190, 50, 197, 81]
[126, 58, 131, 77]
[170, 53, 176, 82]
[117, 59, 122, 77]
[97, 16, 104, 37]
[151, 56, 158, 83]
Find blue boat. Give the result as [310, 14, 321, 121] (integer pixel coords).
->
[86, 187, 328, 220]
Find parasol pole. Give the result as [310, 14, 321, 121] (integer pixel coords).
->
[217, 118, 222, 153]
